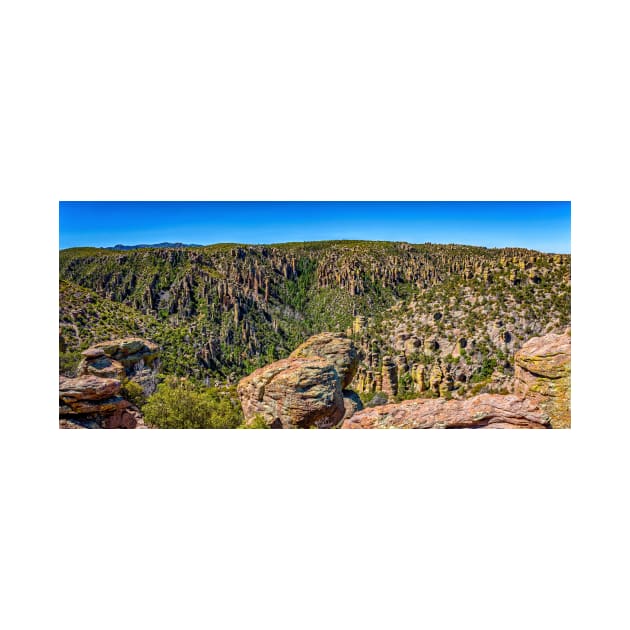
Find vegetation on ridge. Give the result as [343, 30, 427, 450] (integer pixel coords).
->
[59, 240, 571, 401]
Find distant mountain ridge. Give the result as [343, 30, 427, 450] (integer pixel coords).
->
[106, 242, 203, 250]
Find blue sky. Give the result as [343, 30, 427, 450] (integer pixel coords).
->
[59, 201, 571, 253]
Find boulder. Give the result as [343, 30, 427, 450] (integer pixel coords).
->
[342, 394, 549, 429]
[342, 389, 364, 419]
[237, 356, 345, 428]
[515, 329, 571, 428]
[100, 407, 138, 429]
[289, 332, 359, 388]
[365, 392, 388, 407]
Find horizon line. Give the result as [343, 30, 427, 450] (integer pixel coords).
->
[59, 238, 571, 255]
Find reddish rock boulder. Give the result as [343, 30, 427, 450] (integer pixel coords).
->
[100, 407, 138, 429]
[289, 332, 359, 388]
[515, 329, 571, 428]
[237, 356, 345, 428]
[342, 394, 549, 429]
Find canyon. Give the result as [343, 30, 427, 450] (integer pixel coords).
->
[59, 241, 571, 428]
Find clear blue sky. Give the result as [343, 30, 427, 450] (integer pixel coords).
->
[59, 201, 571, 253]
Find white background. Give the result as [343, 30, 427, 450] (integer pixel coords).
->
[1, 1, 628, 629]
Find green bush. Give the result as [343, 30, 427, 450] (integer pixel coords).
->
[239, 414, 269, 429]
[470, 358, 497, 384]
[121, 379, 146, 408]
[59, 351, 82, 377]
[143, 377, 243, 429]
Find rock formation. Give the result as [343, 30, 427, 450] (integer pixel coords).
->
[342, 394, 549, 429]
[84, 337, 160, 396]
[289, 332, 358, 388]
[342, 389, 364, 419]
[237, 356, 346, 429]
[237, 333, 363, 428]
[381, 357, 397, 396]
[515, 329, 571, 428]
[59, 375, 140, 428]
[77, 347, 126, 380]
[235, 329, 570, 429]
[59, 337, 159, 429]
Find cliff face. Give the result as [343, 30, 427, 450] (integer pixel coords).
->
[60, 241, 570, 395]
[515, 330, 571, 428]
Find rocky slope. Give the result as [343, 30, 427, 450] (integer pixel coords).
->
[60, 241, 570, 397]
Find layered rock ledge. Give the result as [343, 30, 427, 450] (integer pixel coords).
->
[342, 394, 549, 429]
[515, 329, 571, 428]
[59, 375, 139, 428]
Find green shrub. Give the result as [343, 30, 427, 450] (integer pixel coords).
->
[59, 351, 82, 377]
[121, 379, 146, 408]
[143, 377, 243, 429]
[470, 358, 497, 384]
[239, 414, 269, 429]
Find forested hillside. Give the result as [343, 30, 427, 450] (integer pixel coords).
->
[60, 241, 570, 398]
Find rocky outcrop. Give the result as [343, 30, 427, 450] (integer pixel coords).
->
[429, 364, 443, 395]
[289, 332, 358, 388]
[86, 337, 160, 396]
[59, 375, 138, 428]
[60, 374, 121, 402]
[381, 357, 397, 396]
[237, 356, 345, 428]
[341, 329, 571, 429]
[60, 337, 160, 429]
[235, 328, 571, 429]
[515, 329, 571, 428]
[342, 394, 549, 429]
[77, 347, 125, 380]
